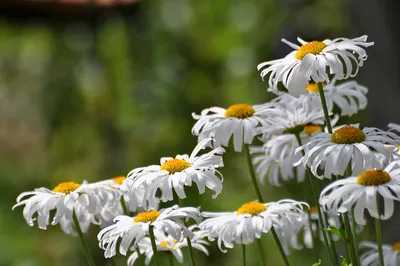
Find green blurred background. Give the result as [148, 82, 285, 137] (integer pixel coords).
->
[1, 0, 399, 265]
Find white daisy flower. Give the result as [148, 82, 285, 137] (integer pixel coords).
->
[125, 138, 224, 208]
[296, 125, 398, 179]
[257, 35, 374, 97]
[360, 241, 400, 266]
[251, 134, 306, 186]
[319, 161, 400, 225]
[12, 180, 120, 235]
[97, 205, 201, 258]
[305, 78, 368, 117]
[192, 103, 273, 152]
[258, 94, 325, 137]
[199, 200, 308, 252]
[127, 226, 209, 265]
[97, 176, 160, 225]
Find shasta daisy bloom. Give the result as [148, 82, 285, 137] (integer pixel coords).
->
[98, 205, 201, 258]
[296, 125, 398, 179]
[127, 226, 209, 265]
[319, 160, 400, 225]
[360, 241, 400, 266]
[305, 78, 368, 117]
[12, 180, 120, 235]
[125, 138, 224, 208]
[199, 200, 308, 252]
[257, 36, 374, 97]
[191, 103, 273, 152]
[258, 94, 325, 137]
[251, 134, 305, 186]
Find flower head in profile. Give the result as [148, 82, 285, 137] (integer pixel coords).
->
[251, 134, 306, 186]
[13, 180, 120, 235]
[97, 176, 160, 225]
[257, 36, 374, 96]
[97, 205, 201, 258]
[306, 78, 368, 117]
[127, 226, 209, 265]
[360, 241, 400, 266]
[296, 125, 398, 179]
[125, 138, 224, 208]
[199, 200, 308, 252]
[192, 103, 273, 152]
[257, 94, 325, 138]
[319, 161, 400, 225]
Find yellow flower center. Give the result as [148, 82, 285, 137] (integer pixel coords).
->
[134, 210, 160, 223]
[392, 242, 400, 251]
[357, 170, 391, 186]
[295, 41, 327, 60]
[331, 126, 366, 144]
[112, 176, 126, 185]
[225, 104, 255, 119]
[305, 82, 326, 93]
[160, 159, 191, 174]
[304, 124, 322, 137]
[237, 201, 267, 216]
[53, 182, 80, 194]
[160, 239, 178, 249]
[309, 206, 318, 214]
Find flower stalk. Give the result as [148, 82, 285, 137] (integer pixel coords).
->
[244, 144, 289, 266]
[72, 210, 95, 266]
[317, 82, 333, 133]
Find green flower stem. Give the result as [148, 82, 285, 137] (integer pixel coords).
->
[186, 235, 197, 266]
[178, 198, 196, 266]
[243, 144, 263, 202]
[343, 213, 359, 266]
[243, 144, 289, 266]
[323, 211, 339, 260]
[343, 163, 359, 266]
[120, 197, 129, 215]
[72, 210, 95, 266]
[375, 195, 385, 266]
[169, 252, 174, 266]
[149, 225, 161, 266]
[317, 82, 332, 134]
[351, 209, 361, 266]
[294, 133, 337, 265]
[256, 239, 267, 266]
[242, 244, 247, 266]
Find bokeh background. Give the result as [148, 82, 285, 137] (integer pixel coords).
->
[1, 0, 399, 265]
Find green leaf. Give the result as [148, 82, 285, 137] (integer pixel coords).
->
[324, 225, 345, 238]
[312, 259, 322, 266]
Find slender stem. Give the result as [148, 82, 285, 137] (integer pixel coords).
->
[149, 225, 161, 266]
[317, 82, 332, 134]
[294, 133, 337, 265]
[178, 198, 196, 266]
[243, 144, 263, 202]
[244, 144, 289, 266]
[169, 252, 174, 266]
[108, 258, 117, 266]
[308, 212, 319, 260]
[323, 211, 339, 260]
[120, 196, 129, 215]
[270, 228, 289, 266]
[256, 239, 267, 266]
[72, 210, 95, 266]
[351, 209, 361, 266]
[242, 244, 247, 266]
[375, 195, 385, 266]
[343, 213, 358, 266]
[187, 236, 197, 266]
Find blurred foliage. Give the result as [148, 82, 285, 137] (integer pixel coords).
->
[0, 0, 367, 265]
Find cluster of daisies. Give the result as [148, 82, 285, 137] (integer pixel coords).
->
[14, 35, 400, 266]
